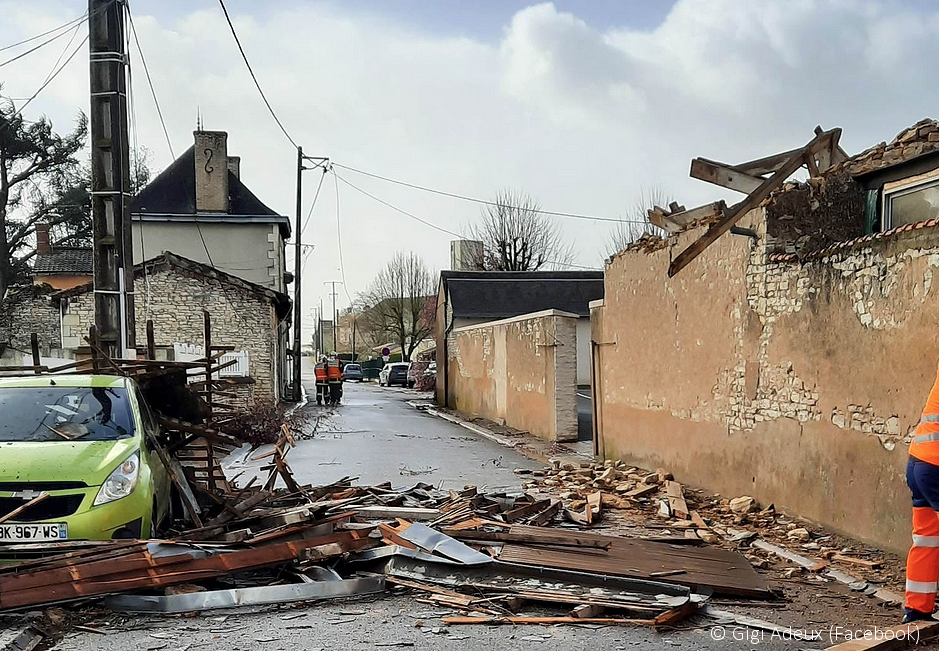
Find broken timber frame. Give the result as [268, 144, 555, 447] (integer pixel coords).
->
[667, 126, 847, 277]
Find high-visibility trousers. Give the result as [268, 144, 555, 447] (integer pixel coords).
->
[906, 456, 939, 612]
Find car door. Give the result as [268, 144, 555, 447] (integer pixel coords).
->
[134, 386, 172, 523]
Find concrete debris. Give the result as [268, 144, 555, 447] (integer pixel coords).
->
[729, 496, 757, 514]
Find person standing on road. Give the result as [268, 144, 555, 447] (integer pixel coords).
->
[904, 358, 939, 623]
[327, 353, 343, 405]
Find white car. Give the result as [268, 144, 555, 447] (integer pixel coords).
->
[379, 362, 410, 387]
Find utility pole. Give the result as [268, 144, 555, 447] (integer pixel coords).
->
[319, 298, 324, 355]
[324, 281, 341, 353]
[292, 146, 303, 401]
[89, 0, 135, 358]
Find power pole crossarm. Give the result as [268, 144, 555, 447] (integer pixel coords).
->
[89, 0, 135, 357]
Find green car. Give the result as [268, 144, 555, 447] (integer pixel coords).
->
[0, 374, 171, 544]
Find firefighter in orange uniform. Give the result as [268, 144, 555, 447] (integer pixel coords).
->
[327, 354, 342, 405]
[904, 357, 939, 623]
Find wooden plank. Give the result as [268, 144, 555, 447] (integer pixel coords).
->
[665, 481, 689, 519]
[30, 333, 41, 375]
[649, 201, 726, 233]
[442, 616, 655, 626]
[146, 320, 156, 360]
[731, 146, 806, 176]
[444, 528, 612, 550]
[527, 499, 562, 526]
[830, 553, 881, 569]
[150, 440, 203, 528]
[690, 158, 763, 194]
[0, 493, 49, 525]
[670, 128, 840, 277]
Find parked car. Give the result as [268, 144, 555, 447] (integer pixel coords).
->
[0, 375, 173, 543]
[342, 363, 363, 382]
[379, 362, 410, 387]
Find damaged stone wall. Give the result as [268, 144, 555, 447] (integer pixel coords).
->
[62, 267, 279, 402]
[0, 284, 61, 354]
[448, 310, 578, 442]
[593, 209, 939, 553]
[764, 171, 866, 257]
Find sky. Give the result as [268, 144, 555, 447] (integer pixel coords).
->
[2, 0, 939, 343]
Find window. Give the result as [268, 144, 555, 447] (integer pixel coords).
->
[0, 387, 135, 442]
[883, 171, 939, 229]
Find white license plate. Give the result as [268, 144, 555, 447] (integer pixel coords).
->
[0, 522, 67, 542]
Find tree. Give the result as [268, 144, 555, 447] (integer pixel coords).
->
[1, 98, 86, 298]
[360, 252, 435, 362]
[466, 190, 575, 271]
[606, 187, 671, 257]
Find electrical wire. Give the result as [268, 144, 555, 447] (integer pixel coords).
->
[332, 169, 354, 305]
[300, 168, 327, 237]
[332, 169, 599, 271]
[332, 162, 645, 225]
[126, 6, 174, 158]
[217, 0, 298, 149]
[0, 11, 88, 53]
[0, 19, 83, 68]
[10, 33, 88, 119]
[39, 22, 82, 88]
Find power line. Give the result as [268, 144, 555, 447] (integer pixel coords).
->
[300, 168, 327, 237]
[126, 5, 174, 158]
[0, 11, 87, 53]
[332, 169, 354, 304]
[0, 17, 84, 68]
[333, 170, 462, 239]
[332, 161, 645, 225]
[333, 169, 599, 271]
[217, 0, 298, 149]
[10, 33, 88, 119]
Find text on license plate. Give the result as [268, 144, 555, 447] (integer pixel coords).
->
[0, 523, 67, 541]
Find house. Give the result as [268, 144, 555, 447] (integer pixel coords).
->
[130, 130, 291, 293]
[30, 224, 92, 290]
[2, 252, 290, 403]
[591, 118, 939, 554]
[435, 269, 604, 443]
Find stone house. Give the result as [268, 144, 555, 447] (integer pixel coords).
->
[2, 252, 290, 403]
[591, 118, 939, 554]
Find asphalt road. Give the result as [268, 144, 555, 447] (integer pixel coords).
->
[42, 373, 823, 650]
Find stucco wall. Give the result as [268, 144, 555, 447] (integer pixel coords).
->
[593, 209, 939, 553]
[133, 222, 285, 293]
[448, 310, 578, 442]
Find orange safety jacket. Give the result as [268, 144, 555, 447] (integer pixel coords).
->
[314, 363, 327, 382]
[327, 360, 342, 381]
[909, 358, 939, 465]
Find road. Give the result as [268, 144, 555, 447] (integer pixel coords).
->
[48, 373, 804, 651]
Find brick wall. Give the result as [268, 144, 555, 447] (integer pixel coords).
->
[593, 208, 939, 553]
[448, 310, 578, 442]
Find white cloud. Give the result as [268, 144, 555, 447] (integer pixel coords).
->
[3, 0, 939, 341]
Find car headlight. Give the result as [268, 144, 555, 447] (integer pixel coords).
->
[93, 451, 140, 507]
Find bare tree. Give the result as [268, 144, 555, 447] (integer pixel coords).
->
[606, 187, 671, 257]
[360, 252, 435, 361]
[467, 190, 575, 271]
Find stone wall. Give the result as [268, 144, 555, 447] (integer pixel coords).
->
[593, 209, 939, 553]
[448, 310, 578, 442]
[0, 284, 60, 354]
[61, 266, 280, 402]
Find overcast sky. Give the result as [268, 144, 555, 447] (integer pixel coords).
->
[2, 0, 939, 341]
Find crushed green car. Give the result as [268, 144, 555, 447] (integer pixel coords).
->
[0, 375, 172, 544]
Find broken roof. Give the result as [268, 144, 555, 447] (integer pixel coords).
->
[56, 251, 291, 320]
[834, 118, 939, 178]
[130, 146, 290, 237]
[441, 271, 604, 319]
[32, 247, 92, 276]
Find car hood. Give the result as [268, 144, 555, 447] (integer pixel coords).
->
[0, 438, 139, 487]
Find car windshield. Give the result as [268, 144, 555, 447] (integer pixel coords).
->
[346, 364, 360, 370]
[0, 386, 135, 442]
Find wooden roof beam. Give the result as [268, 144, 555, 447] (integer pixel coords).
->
[648, 201, 727, 233]
[690, 158, 764, 194]
[668, 128, 841, 278]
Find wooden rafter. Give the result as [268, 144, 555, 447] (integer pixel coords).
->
[690, 158, 763, 194]
[668, 128, 841, 278]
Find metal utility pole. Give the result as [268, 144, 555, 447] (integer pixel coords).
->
[292, 146, 303, 401]
[324, 281, 341, 353]
[89, 0, 135, 358]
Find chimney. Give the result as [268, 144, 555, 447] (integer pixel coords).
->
[194, 130, 229, 212]
[36, 223, 51, 255]
[450, 240, 484, 271]
[227, 155, 241, 179]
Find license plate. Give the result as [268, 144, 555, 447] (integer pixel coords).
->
[0, 523, 67, 542]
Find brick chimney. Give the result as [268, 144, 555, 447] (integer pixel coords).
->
[194, 130, 229, 212]
[227, 155, 241, 179]
[36, 223, 51, 255]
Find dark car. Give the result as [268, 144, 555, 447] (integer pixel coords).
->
[342, 363, 363, 381]
[380, 362, 410, 387]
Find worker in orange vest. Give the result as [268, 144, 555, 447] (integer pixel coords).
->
[327, 354, 342, 405]
[904, 358, 939, 622]
[314, 357, 328, 405]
